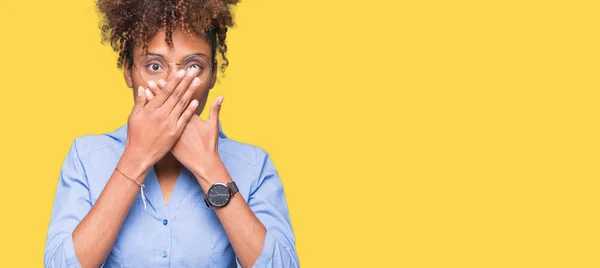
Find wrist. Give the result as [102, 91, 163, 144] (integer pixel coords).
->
[191, 155, 231, 188]
[119, 147, 153, 182]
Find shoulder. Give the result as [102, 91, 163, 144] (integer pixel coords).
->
[217, 137, 282, 200]
[217, 137, 270, 168]
[71, 125, 127, 160]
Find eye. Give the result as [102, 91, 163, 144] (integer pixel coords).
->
[145, 63, 164, 72]
[187, 64, 202, 71]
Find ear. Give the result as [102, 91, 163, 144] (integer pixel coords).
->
[124, 62, 133, 88]
[208, 67, 217, 90]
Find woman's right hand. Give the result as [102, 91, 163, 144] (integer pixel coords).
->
[121, 68, 202, 175]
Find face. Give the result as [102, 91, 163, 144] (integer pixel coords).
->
[125, 28, 216, 115]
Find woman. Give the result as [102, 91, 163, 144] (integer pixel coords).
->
[43, 0, 298, 267]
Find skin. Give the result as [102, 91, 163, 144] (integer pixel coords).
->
[72, 29, 266, 268]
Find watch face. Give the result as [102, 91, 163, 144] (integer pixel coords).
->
[207, 184, 230, 207]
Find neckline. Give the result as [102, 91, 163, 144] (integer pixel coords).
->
[143, 165, 194, 216]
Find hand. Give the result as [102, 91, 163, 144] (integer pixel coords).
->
[145, 82, 225, 183]
[172, 98, 224, 182]
[121, 68, 202, 176]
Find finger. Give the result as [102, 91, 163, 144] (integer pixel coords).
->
[144, 81, 158, 104]
[147, 69, 186, 110]
[170, 76, 200, 118]
[148, 80, 161, 99]
[146, 81, 160, 96]
[176, 99, 199, 131]
[142, 81, 156, 105]
[161, 68, 199, 112]
[145, 88, 154, 101]
[208, 96, 224, 126]
[157, 79, 167, 89]
[132, 86, 146, 113]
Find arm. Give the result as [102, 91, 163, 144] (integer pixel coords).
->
[192, 151, 299, 268]
[70, 151, 150, 268]
[152, 83, 297, 267]
[45, 69, 202, 267]
[43, 139, 147, 267]
[44, 139, 91, 268]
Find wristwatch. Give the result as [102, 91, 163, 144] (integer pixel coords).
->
[204, 181, 239, 208]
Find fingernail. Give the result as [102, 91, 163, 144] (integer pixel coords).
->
[137, 86, 143, 96]
[191, 77, 200, 86]
[177, 69, 186, 77]
[218, 96, 224, 105]
[188, 68, 199, 76]
[145, 89, 153, 99]
[191, 99, 198, 107]
[147, 80, 156, 88]
[158, 79, 167, 87]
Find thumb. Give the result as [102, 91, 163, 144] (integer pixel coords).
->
[208, 96, 224, 126]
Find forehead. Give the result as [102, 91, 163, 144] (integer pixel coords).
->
[134, 29, 212, 60]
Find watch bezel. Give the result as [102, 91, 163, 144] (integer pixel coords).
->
[206, 183, 231, 207]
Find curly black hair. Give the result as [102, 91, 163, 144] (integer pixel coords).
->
[97, 0, 240, 75]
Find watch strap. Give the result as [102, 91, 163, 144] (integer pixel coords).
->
[227, 181, 239, 196]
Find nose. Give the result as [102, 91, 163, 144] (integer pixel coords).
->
[165, 62, 184, 82]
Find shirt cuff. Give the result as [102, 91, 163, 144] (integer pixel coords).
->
[64, 232, 83, 268]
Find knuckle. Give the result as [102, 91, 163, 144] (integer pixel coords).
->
[153, 117, 162, 126]
[153, 113, 164, 123]
[173, 88, 183, 99]
[178, 97, 187, 107]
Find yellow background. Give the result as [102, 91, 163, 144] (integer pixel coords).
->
[0, 0, 599, 267]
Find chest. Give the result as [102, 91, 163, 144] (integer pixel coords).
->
[82, 147, 256, 267]
[104, 181, 236, 267]
[156, 170, 179, 206]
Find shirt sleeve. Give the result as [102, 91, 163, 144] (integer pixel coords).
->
[237, 151, 300, 268]
[44, 139, 89, 268]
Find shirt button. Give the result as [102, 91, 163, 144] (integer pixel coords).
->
[163, 219, 168, 226]
[161, 251, 168, 258]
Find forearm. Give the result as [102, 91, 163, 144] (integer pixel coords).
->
[216, 195, 266, 268]
[193, 162, 266, 268]
[72, 150, 150, 268]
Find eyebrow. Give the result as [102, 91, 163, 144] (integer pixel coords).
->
[144, 52, 211, 62]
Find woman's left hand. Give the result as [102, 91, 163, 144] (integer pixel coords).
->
[146, 82, 226, 184]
